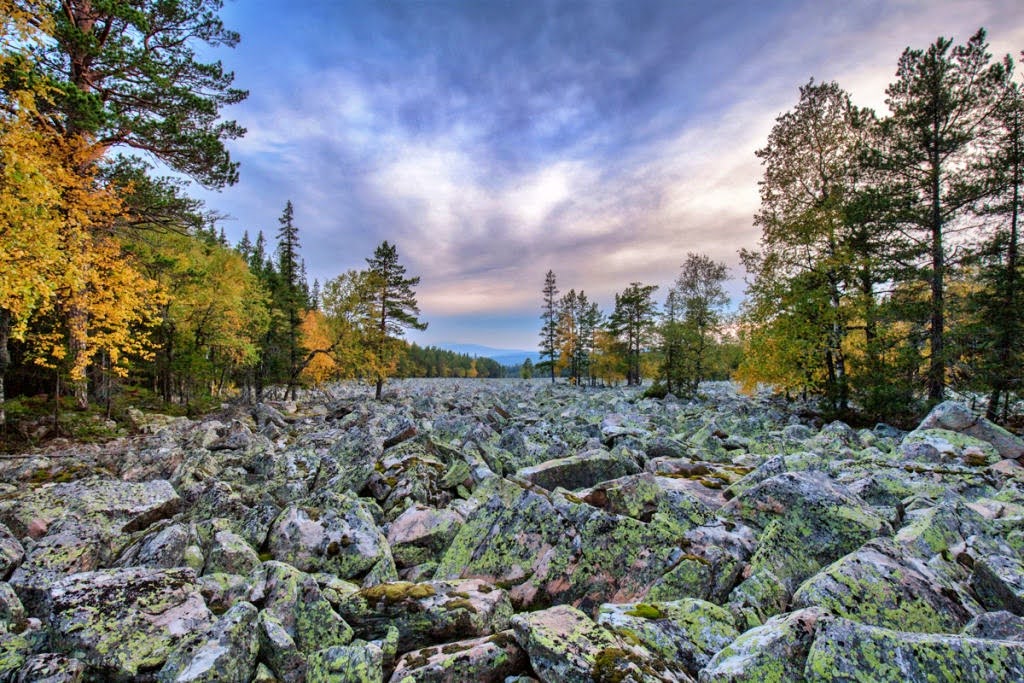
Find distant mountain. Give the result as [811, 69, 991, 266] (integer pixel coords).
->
[437, 343, 541, 367]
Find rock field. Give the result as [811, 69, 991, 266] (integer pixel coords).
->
[1, 378, 1024, 681]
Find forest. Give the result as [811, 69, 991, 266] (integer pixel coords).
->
[1, 0, 1023, 446]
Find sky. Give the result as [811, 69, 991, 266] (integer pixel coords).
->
[191, 0, 1024, 351]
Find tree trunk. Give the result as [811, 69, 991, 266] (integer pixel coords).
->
[928, 151, 945, 402]
[0, 309, 9, 427]
[375, 377, 383, 400]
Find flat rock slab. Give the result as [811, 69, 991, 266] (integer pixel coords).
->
[47, 567, 213, 679]
[805, 617, 1024, 682]
[0, 478, 181, 540]
[389, 631, 528, 683]
[516, 448, 639, 491]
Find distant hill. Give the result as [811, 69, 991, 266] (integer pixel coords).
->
[437, 343, 541, 367]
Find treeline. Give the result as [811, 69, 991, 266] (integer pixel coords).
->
[536, 257, 740, 394]
[0, 0, 464, 430]
[737, 29, 1024, 422]
[398, 345, 503, 379]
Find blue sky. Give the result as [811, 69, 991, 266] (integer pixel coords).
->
[194, 0, 1024, 350]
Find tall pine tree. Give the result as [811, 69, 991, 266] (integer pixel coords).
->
[365, 241, 427, 399]
[539, 270, 560, 383]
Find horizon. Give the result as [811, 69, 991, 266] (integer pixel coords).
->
[191, 0, 1024, 350]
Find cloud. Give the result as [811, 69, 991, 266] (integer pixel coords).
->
[195, 0, 1024, 348]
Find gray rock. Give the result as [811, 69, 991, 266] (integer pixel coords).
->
[385, 505, 463, 568]
[916, 401, 1024, 459]
[698, 607, 824, 682]
[971, 554, 1024, 616]
[306, 642, 383, 683]
[516, 448, 639, 491]
[14, 653, 87, 682]
[46, 567, 213, 679]
[805, 617, 1024, 682]
[962, 611, 1024, 640]
[268, 491, 395, 581]
[158, 601, 259, 682]
[389, 632, 528, 683]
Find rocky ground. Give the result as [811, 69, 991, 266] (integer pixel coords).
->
[1, 379, 1023, 682]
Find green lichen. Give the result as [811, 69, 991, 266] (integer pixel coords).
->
[360, 582, 437, 604]
[624, 603, 665, 620]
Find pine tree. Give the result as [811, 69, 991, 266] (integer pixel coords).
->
[872, 29, 1011, 402]
[663, 253, 729, 396]
[539, 270, 559, 383]
[365, 241, 427, 399]
[608, 283, 659, 386]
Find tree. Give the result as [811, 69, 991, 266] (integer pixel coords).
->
[520, 357, 535, 379]
[871, 29, 1011, 401]
[973, 79, 1024, 420]
[539, 270, 559, 383]
[364, 241, 427, 399]
[275, 201, 305, 398]
[29, 0, 246, 186]
[608, 282, 658, 386]
[740, 80, 878, 411]
[662, 253, 729, 396]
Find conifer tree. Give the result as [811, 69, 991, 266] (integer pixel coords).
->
[609, 283, 659, 386]
[539, 270, 559, 383]
[871, 29, 1011, 401]
[365, 241, 427, 399]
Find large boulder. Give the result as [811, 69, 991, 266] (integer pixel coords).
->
[511, 605, 691, 683]
[267, 491, 396, 582]
[597, 599, 738, 676]
[157, 601, 260, 682]
[698, 608, 824, 682]
[385, 505, 463, 568]
[334, 579, 512, 654]
[389, 632, 528, 683]
[46, 567, 213, 679]
[915, 401, 1024, 459]
[516, 448, 639, 491]
[791, 538, 973, 632]
[805, 617, 1024, 681]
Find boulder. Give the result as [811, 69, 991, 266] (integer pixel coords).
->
[962, 611, 1024, 640]
[805, 617, 1024, 681]
[971, 554, 1024, 616]
[597, 599, 738, 676]
[698, 607, 824, 682]
[46, 567, 213, 678]
[511, 605, 691, 683]
[267, 491, 396, 582]
[247, 562, 353, 656]
[389, 632, 528, 683]
[334, 579, 512, 654]
[385, 505, 463, 568]
[157, 601, 259, 682]
[916, 401, 1024, 459]
[306, 642, 384, 683]
[791, 538, 972, 632]
[516, 448, 639, 491]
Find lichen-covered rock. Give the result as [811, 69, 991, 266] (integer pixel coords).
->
[0, 478, 181, 543]
[436, 479, 680, 611]
[46, 567, 213, 679]
[388, 631, 528, 683]
[511, 605, 691, 683]
[962, 611, 1024, 640]
[0, 582, 26, 633]
[334, 579, 512, 654]
[646, 522, 755, 604]
[722, 471, 891, 590]
[385, 506, 463, 568]
[268, 491, 395, 581]
[0, 524, 24, 581]
[581, 473, 717, 532]
[157, 601, 259, 682]
[804, 617, 1024, 682]
[900, 428, 1001, 467]
[306, 642, 384, 683]
[256, 611, 307, 683]
[247, 562, 353, 655]
[697, 607, 824, 682]
[10, 527, 103, 614]
[516, 448, 639, 492]
[115, 522, 191, 569]
[792, 538, 973, 632]
[203, 530, 261, 576]
[597, 599, 738, 676]
[971, 554, 1024, 616]
[13, 653, 86, 682]
[916, 401, 1024, 459]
